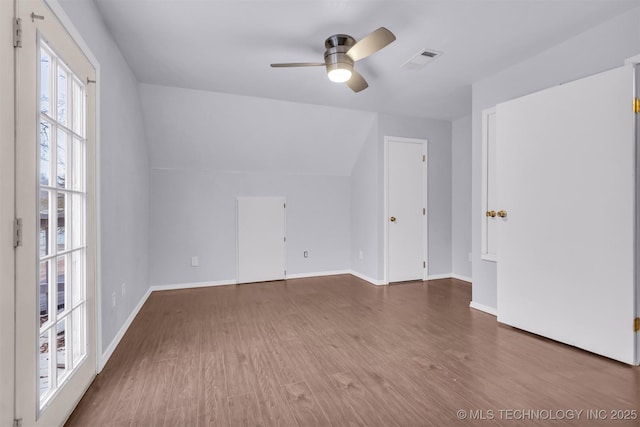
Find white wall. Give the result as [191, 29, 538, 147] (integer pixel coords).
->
[150, 169, 351, 284]
[59, 0, 151, 354]
[349, 118, 380, 282]
[141, 85, 376, 284]
[452, 115, 472, 281]
[471, 6, 640, 311]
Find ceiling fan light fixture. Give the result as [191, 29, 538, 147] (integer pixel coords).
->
[325, 51, 354, 83]
[327, 66, 352, 83]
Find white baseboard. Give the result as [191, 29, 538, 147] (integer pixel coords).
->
[469, 301, 497, 316]
[286, 270, 350, 280]
[98, 286, 152, 372]
[150, 279, 235, 292]
[426, 273, 453, 280]
[349, 270, 386, 286]
[451, 273, 472, 283]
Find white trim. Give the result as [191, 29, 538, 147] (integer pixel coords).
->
[624, 53, 640, 65]
[98, 287, 151, 371]
[384, 136, 429, 283]
[286, 270, 350, 279]
[150, 280, 235, 292]
[426, 273, 453, 280]
[469, 301, 498, 317]
[481, 107, 497, 262]
[451, 274, 472, 283]
[349, 271, 386, 286]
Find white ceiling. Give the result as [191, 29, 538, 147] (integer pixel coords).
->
[95, 0, 639, 120]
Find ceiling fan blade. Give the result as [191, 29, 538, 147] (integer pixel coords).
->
[346, 70, 368, 93]
[347, 27, 396, 62]
[270, 62, 325, 68]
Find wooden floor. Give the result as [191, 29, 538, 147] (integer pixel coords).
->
[66, 275, 639, 426]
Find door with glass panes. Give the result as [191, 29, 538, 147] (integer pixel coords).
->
[14, 0, 97, 425]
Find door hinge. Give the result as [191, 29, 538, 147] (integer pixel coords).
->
[422, 154, 425, 162]
[423, 208, 426, 215]
[284, 236, 286, 242]
[13, 218, 23, 248]
[13, 18, 22, 48]
[284, 202, 286, 208]
[634, 98, 640, 114]
[13, 418, 23, 427]
[634, 317, 640, 332]
[423, 261, 426, 268]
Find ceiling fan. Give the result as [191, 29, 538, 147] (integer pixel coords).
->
[271, 27, 396, 93]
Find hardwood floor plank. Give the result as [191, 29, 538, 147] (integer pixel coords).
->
[329, 371, 400, 427]
[283, 381, 329, 426]
[227, 392, 263, 427]
[199, 350, 231, 427]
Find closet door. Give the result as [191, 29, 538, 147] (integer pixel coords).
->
[237, 197, 286, 284]
[496, 64, 637, 364]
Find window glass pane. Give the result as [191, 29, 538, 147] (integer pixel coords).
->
[57, 255, 66, 314]
[71, 194, 85, 249]
[72, 306, 85, 366]
[57, 66, 67, 125]
[39, 260, 50, 327]
[39, 329, 51, 401]
[40, 120, 51, 186]
[39, 190, 50, 257]
[71, 250, 85, 306]
[72, 79, 84, 136]
[40, 49, 51, 115]
[57, 129, 67, 188]
[56, 319, 67, 381]
[57, 192, 66, 252]
[72, 137, 85, 191]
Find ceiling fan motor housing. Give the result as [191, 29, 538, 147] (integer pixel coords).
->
[324, 34, 356, 76]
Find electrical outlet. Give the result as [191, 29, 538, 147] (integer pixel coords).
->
[111, 292, 116, 309]
[191, 256, 199, 267]
[121, 282, 126, 297]
[303, 251, 308, 258]
[359, 250, 364, 260]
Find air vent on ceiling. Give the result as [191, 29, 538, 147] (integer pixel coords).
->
[402, 49, 442, 70]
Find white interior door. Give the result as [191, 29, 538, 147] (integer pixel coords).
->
[496, 64, 637, 365]
[386, 138, 427, 283]
[15, 0, 98, 424]
[237, 197, 286, 284]
[1, 0, 16, 424]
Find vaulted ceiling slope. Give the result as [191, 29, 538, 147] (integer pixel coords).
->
[139, 84, 377, 174]
[95, 0, 638, 120]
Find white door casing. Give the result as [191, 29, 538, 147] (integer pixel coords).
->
[385, 137, 427, 283]
[1, 0, 16, 424]
[237, 197, 286, 284]
[481, 107, 498, 262]
[496, 64, 637, 365]
[15, 0, 98, 424]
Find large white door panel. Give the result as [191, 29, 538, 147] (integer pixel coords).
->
[387, 139, 426, 283]
[237, 197, 286, 284]
[496, 65, 636, 364]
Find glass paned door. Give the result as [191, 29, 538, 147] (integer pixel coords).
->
[37, 42, 88, 408]
[15, 0, 97, 425]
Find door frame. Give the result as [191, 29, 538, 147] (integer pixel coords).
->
[1, 0, 16, 424]
[383, 136, 428, 284]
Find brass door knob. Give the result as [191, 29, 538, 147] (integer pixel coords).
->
[485, 210, 496, 218]
[497, 210, 507, 218]
[390, 216, 396, 222]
